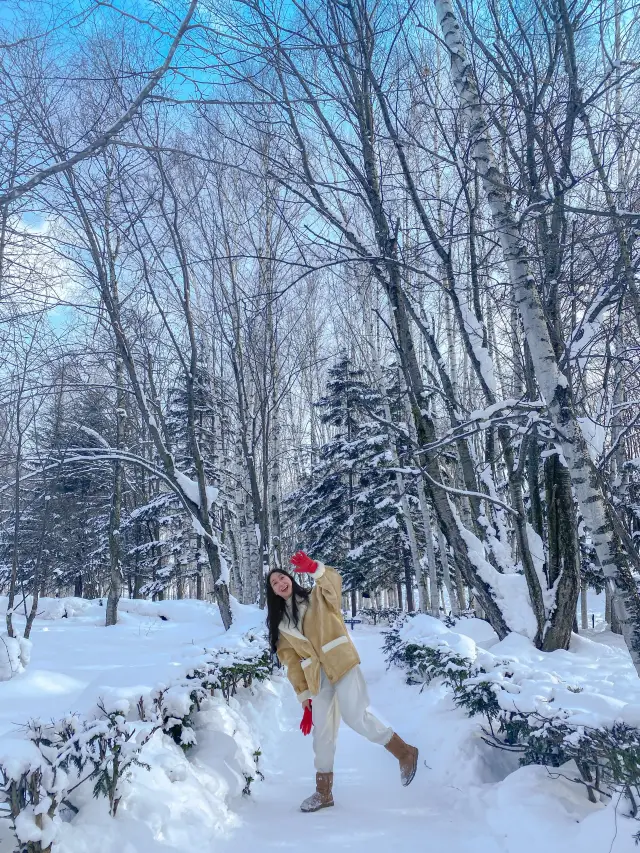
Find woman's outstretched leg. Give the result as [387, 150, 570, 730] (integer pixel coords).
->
[335, 665, 419, 786]
[334, 665, 393, 745]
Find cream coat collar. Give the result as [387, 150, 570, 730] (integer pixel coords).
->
[280, 594, 308, 642]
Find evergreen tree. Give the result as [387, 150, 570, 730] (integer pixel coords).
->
[342, 368, 417, 597]
[0, 381, 117, 601]
[129, 356, 226, 600]
[289, 356, 408, 606]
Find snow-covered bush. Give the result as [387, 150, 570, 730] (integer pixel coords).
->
[385, 614, 640, 816]
[147, 684, 198, 752]
[358, 607, 401, 626]
[29, 707, 159, 818]
[0, 709, 159, 853]
[139, 632, 273, 751]
[0, 738, 58, 853]
[0, 631, 274, 850]
[192, 633, 273, 701]
[242, 749, 265, 796]
[0, 633, 31, 681]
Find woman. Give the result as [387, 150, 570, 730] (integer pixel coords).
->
[267, 550, 419, 813]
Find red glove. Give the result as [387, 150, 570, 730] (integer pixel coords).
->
[300, 700, 313, 736]
[290, 551, 318, 574]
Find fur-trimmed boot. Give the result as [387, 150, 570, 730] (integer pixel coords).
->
[300, 772, 335, 812]
[384, 733, 419, 786]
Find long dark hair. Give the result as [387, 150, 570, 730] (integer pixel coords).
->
[266, 569, 311, 653]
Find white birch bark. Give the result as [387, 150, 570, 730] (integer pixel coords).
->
[436, 0, 640, 672]
[268, 403, 283, 571]
[581, 581, 588, 631]
[437, 520, 460, 616]
[444, 294, 458, 398]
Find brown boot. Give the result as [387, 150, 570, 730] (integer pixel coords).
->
[300, 771, 335, 812]
[385, 733, 419, 786]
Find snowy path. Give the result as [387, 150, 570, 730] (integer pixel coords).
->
[1, 602, 634, 853]
[213, 629, 497, 853]
[215, 627, 633, 853]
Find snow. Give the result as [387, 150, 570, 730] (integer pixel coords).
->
[525, 523, 554, 610]
[175, 470, 201, 505]
[471, 630, 640, 728]
[455, 512, 538, 638]
[450, 615, 500, 648]
[0, 595, 263, 740]
[0, 595, 275, 853]
[456, 290, 497, 395]
[570, 318, 602, 371]
[1, 600, 638, 852]
[577, 415, 606, 462]
[398, 612, 479, 660]
[174, 471, 219, 510]
[395, 610, 640, 732]
[191, 516, 208, 538]
[0, 738, 44, 779]
[0, 633, 31, 680]
[213, 626, 637, 852]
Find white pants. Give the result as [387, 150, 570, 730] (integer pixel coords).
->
[312, 665, 393, 772]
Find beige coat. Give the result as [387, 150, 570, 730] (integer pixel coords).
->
[276, 563, 360, 703]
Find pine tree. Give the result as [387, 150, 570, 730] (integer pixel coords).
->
[289, 356, 408, 608]
[30, 385, 114, 598]
[144, 357, 226, 599]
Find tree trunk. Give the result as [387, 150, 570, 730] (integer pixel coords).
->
[24, 468, 54, 640]
[269, 408, 283, 571]
[541, 455, 580, 650]
[438, 522, 460, 616]
[6, 426, 23, 639]
[403, 547, 415, 612]
[416, 477, 438, 617]
[106, 352, 125, 627]
[581, 581, 588, 631]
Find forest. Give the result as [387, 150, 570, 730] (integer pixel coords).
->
[0, 1, 639, 849]
[2, 0, 638, 649]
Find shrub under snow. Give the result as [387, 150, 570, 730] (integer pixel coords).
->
[385, 614, 640, 818]
[0, 629, 274, 853]
[0, 633, 31, 681]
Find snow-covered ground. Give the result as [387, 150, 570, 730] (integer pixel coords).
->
[0, 596, 280, 853]
[1, 598, 637, 852]
[222, 626, 638, 853]
[0, 596, 266, 738]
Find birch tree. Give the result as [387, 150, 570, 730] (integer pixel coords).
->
[434, 0, 640, 667]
